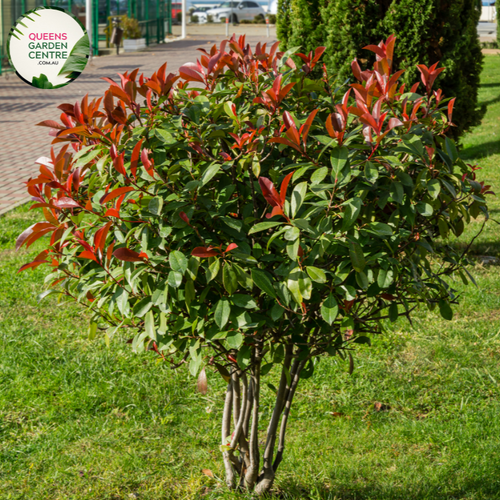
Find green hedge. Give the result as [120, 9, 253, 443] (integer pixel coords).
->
[497, 1, 500, 47]
[278, 0, 484, 138]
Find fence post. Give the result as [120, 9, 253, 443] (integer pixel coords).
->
[156, 0, 160, 43]
[145, 0, 149, 46]
[168, 0, 172, 35]
[93, 0, 99, 55]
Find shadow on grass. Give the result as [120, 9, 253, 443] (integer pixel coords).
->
[461, 138, 500, 160]
[454, 238, 500, 259]
[274, 475, 500, 500]
[200, 470, 500, 500]
[478, 82, 500, 88]
[276, 480, 500, 500]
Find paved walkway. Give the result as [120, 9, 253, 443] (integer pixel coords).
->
[0, 34, 277, 215]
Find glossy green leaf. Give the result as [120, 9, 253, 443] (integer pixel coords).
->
[330, 146, 349, 179]
[223, 263, 238, 295]
[321, 294, 338, 325]
[306, 266, 326, 283]
[342, 197, 362, 230]
[367, 222, 393, 237]
[427, 179, 441, 200]
[416, 202, 433, 217]
[169, 251, 188, 275]
[349, 240, 365, 273]
[145, 310, 156, 340]
[148, 197, 163, 215]
[231, 294, 258, 309]
[377, 268, 394, 289]
[311, 167, 328, 184]
[168, 270, 183, 288]
[248, 221, 283, 234]
[439, 299, 453, 320]
[215, 298, 231, 328]
[201, 163, 221, 185]
[133, 296, 153, 317]
[251, 269, 276, 298]
[364, 161, 378, 183]
[291, 181, 307, 218]
[226, 331, 243, 349]
[207, 258, 220, 283]
[355, 271, 369, 289]
[389, 302, 398, 322]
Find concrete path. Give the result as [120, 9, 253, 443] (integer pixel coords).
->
[0, 33, 277, 215]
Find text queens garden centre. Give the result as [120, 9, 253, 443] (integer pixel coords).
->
[28, 32, 68, 62]
[8, 7, 89, 88]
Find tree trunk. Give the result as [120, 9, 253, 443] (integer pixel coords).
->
[220, 344, 307, 495]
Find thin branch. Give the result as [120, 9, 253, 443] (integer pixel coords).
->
[244, 348, 261, 490]
[257, 343, 293, 492]
[222, 379, 236, 489]
[273, 360, 306, 472]
[262, 343, 292, 466]
[232, 369, 241, 428]
[231, 372, 248, 449]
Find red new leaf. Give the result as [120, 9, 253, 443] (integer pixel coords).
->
[179, 64, 205, 83]
[300, 109, 318, 146]
[101, 186, 135, 204]
[224, 243, 238, 253]
[113, 247, 144, 262]
[79, 250, 99, 262]
[105, 208, 120, 218]
[16, 223, 55, 251]
[192, 247, 220, 258]
[279, 171, 294, 207]
[52, 197, 81, 209]
[448, 97, 456, 124]
[18, 260, 49, 273]
[130, 138, 144, 179]
[265, 205, 284, 219]
[180, 212, 190, 225]
[16, 223, 37, 251]
[94, 222, 112, 253]
[258, 177, 281, 207]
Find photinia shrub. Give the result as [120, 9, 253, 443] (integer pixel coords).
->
[18, 34, 491, 494]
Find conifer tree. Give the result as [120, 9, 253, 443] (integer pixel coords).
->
[278, 0, 484, 138]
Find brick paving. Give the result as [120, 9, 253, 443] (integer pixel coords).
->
[0, 33, 277, 215]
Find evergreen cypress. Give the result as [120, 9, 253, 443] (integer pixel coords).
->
[278, 0, 484, 138]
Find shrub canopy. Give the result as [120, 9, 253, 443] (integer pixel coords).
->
[18, 34, 490, 494]
[277, 0, 485, 138]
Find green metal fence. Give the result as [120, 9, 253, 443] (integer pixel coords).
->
[0, 0, 172, 75]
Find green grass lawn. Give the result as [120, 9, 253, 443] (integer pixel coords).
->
[2, 56, 500, 500]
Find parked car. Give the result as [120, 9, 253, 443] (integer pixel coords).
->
[206, 1, 265, 23]
[480, 0, 496, 22]
[190, 6, 212, 23]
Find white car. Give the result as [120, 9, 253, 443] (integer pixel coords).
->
[191, 7, 212, 23]
[206, 1, 265, 23]
[480, 1, 497, 22]
[267, 0, 277, 14]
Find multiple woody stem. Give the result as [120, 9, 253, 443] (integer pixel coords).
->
[220, 344, 306, 495]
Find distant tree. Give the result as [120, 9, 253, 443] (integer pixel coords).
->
[497, 1, 500, 46]
[278, 0, 485, 139]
